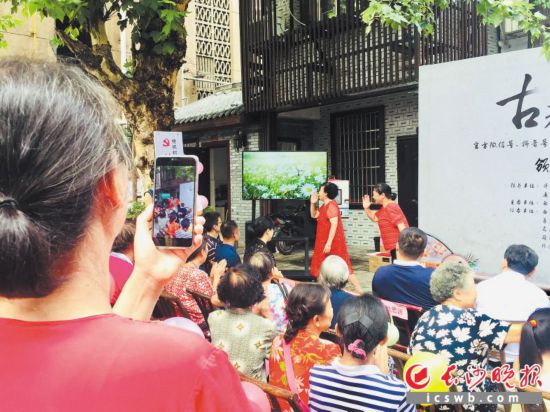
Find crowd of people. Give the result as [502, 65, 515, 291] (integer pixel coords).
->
[153, 197, 193, 239]
[1, 59, 550, 412]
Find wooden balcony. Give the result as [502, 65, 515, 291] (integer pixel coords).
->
[240, 0, 487, 113]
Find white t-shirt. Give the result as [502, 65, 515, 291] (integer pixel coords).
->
[476, 270, 550, 362]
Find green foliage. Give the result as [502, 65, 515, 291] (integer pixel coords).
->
[127, 201, 146, 220]
[361, 0, 550, 58]
[1, 0, 188, 56]
[0, 14, 20, 48]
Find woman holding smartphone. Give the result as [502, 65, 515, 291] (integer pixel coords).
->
[0, 59, 251, 411]
[362, 182, 409, 261]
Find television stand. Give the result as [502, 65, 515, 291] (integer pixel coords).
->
[277, 236, 316, 282]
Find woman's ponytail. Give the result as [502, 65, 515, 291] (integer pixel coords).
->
[0, 199, 55, 297]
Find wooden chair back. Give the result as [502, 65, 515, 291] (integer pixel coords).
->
[152, 291, 192, 320]
[239, 372, 303, 412]
[187, 289, 215, 320]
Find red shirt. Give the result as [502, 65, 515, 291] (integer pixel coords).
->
[164, 266, 214, 334]
[0, 314, 252, 412]
[375, 202, 409, 251]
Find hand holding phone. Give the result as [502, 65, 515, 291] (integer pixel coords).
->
[152, 155, 199, 248]
[135, 204, 205, 283]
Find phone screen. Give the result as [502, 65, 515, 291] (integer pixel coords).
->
[153, 157, 197, 248]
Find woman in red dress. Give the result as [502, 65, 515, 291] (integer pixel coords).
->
[362, 182, 409, 260]
[310, 182, 363, 292]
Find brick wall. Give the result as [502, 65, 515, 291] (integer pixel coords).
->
[229, 131, 261, 237]
[310, 91, 418, 246]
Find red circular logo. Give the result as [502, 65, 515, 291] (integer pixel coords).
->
[405, 364, 431, 390]
[162, 138, 170, 147]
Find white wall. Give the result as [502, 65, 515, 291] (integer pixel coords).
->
[419, 48, 550, 283]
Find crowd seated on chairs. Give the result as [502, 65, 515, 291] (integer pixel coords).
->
[5, 60, 550, 412]
[318, 255, 355, 329]
[477, 245, 550, 363]
[372, 227, 438, 310]
[209, 265, 277, 382]
[163, 239, 224, 337]
[410, 262, 524, 412]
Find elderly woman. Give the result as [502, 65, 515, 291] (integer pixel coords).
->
[208, 265, 277, 381]
[319, 255, 354, 329]
[410, 262, 523, 412]
[248, 251, 292, 333]
[0, 60, 250, 410]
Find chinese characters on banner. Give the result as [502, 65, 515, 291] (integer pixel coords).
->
[419, 48, 550, 282]
[153, 131, 184, 157]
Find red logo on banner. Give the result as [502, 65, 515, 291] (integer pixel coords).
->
[405, 364, 431, 390]
[162, 138, 170, 147]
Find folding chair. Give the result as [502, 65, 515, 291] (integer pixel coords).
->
[379, 299, 424, 352]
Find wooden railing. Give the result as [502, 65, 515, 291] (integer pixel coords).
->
[240, 0, 487, 112]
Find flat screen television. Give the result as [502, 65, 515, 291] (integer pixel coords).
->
[242, 151, 328, 200]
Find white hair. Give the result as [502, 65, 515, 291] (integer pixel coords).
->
[319, 255, 349, 289]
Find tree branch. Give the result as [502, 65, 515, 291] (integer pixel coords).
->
[57, 30, 128, 93]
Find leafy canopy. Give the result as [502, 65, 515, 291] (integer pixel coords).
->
[361, 0, 550, 58]
[0, 0, 188, 56]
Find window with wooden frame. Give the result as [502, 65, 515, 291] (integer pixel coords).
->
[331, 107, 385, 208]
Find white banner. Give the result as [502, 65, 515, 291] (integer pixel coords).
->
[419, 48, 550, 283]
[153, 131, 184, 157]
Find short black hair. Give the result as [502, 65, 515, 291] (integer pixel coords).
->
[398, 227, 427, 259]
[322, 182, 339, 199]
[504, 244, 538, 275]
[112, 222, 135, 254]
[186, 238, 208, 263]
[248, 252, 274, 282]
[221, 220, 238, 239]
[204, 211, 221, 232]
[249, 216, 274, 239]
[217, 264, 265, 308]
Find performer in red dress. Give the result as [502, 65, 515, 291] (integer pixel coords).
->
[363, 182, 409, 260]
[310, 182, 363, 292]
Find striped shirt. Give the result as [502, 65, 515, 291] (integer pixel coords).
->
[309, 360, 415, 412]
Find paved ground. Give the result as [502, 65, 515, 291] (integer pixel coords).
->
[242, 244, 376, 293]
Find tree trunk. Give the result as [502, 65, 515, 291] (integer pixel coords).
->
[117, 80, 177, 194]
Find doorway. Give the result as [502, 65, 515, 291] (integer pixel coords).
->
[185, 144, 230, 219]
[397, 135, 418, 227]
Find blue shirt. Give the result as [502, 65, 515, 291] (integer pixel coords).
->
[215, 243, 241, 268]
[372, 261, 437, 310]
[329, 288, 354, 329]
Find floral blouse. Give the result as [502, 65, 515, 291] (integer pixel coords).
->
[164, 266, 213, 335]
[269, 330, 341, 411]
[267, 282, 291, 333]
[409, 304, 510, 412]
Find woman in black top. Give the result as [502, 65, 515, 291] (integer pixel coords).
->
[244, 216, 276, 265]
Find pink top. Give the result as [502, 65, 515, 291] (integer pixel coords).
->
[0, 314, 252, 411]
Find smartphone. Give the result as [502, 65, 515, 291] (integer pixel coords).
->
[152, 155, 198, 248]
